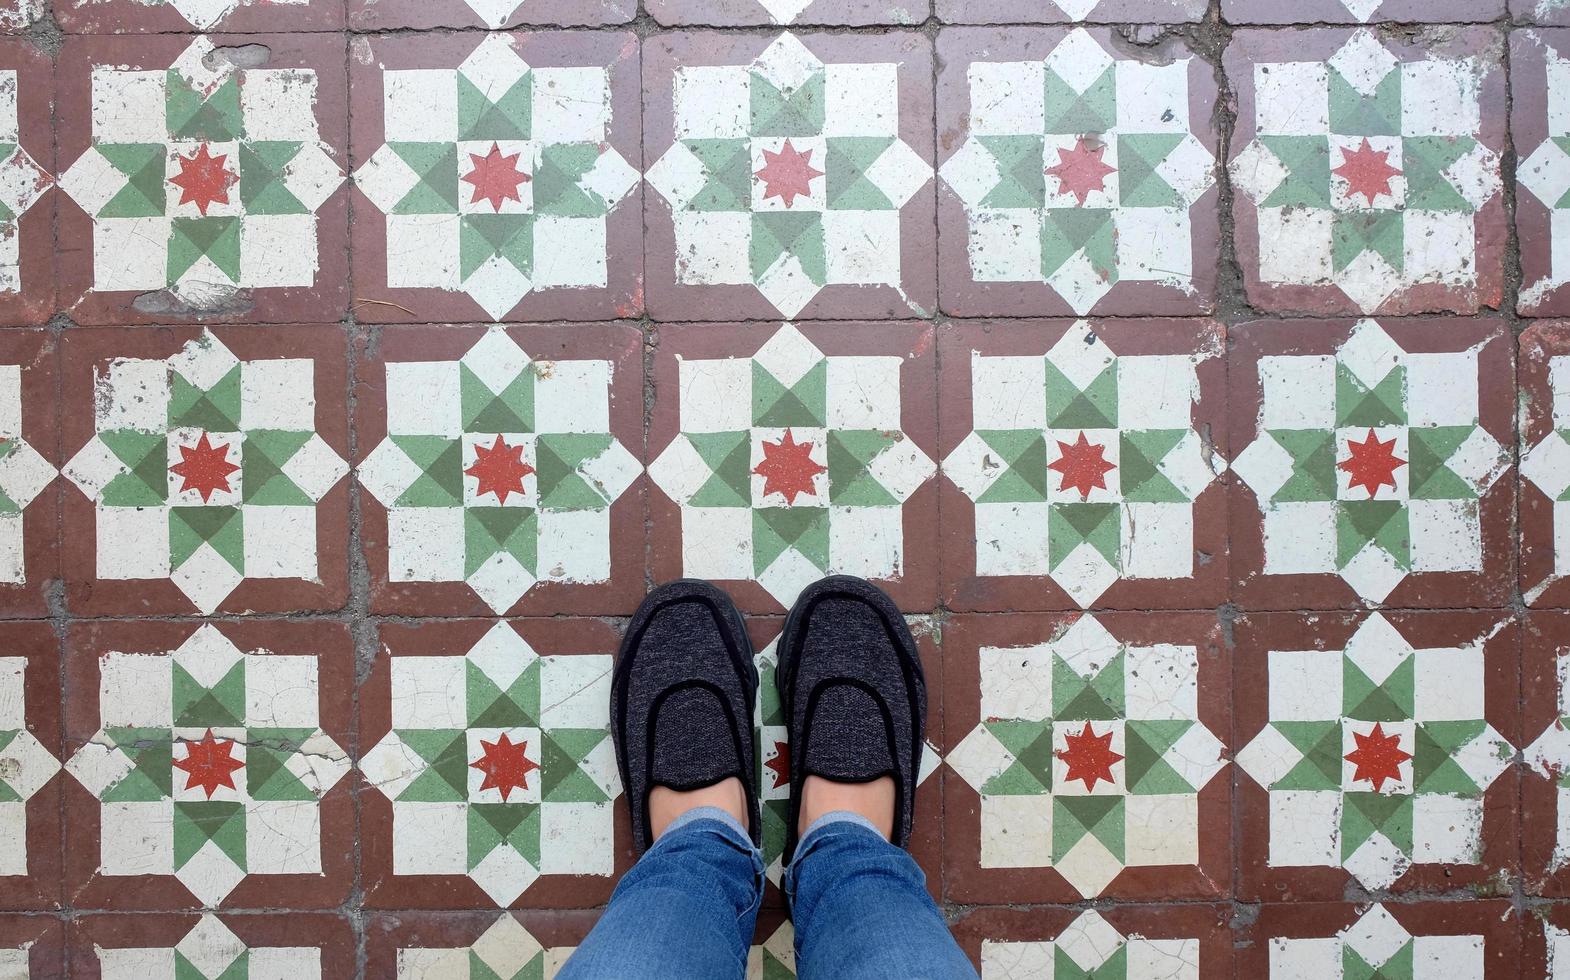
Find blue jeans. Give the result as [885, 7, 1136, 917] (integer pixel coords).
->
[557, 808, 979, 980]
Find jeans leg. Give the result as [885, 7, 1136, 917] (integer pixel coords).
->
[557, 807, 765, 980]
[785, 813, 978, 980]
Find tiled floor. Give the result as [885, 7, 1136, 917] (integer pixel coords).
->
[0, 1, 1566, 977]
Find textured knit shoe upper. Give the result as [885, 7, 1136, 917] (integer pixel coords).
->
[612, 580, 760, 853]
[777, 576, 927, 864]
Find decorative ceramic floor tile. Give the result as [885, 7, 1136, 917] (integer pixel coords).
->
[56, 35, 349, 325]
[647, 321, 938, 613]
[1229, 318, 1514, 609]
[936, 0, 1205, 21]
[648, 0, 927, 25]
[0, 40, 52, 327]
[942, 613, 1229, 903]
[70, 913, 355, 977]
[1240, 901, 1520, 978]
[347, 0, 636, 30]
[1524, 612, 1570, 895]
[1525, 324, 1570, 607]
[939, 319, 1228, 611]
[1234, 612, 1518, 901]
[936, 28, 1219, 318]
[349, 32, 642, 324]
[1528, 906, 1570, 979]
[952, 906, 1233, 979]
[61, 622, 352, 910]
[1223, 0, 1505, 22]
[358, 324, 644, 617]
[1227, 28, 1506, 315]
[0, 623, 61, 910]
[364, 911, 595, 977]
[0, 331, 58, 618]
[0, 916, 62, 978]
[643, 32, 936, 320]
[1518, 0, 1570, 24]
[1517, 32, 1570, 317]
[360, 619, 626, 909]
[60, 326, 350, 616]
[0, 0, 41, 30]
[54, 0, 342, 33]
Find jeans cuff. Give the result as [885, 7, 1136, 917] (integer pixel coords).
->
[659, 805, 752, 846]
[798, 810, 883, 849]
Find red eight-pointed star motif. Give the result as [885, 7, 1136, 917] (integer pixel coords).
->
[462, 143, 531, 212]
[169, 144, 238, 216]
[1048, 432, 1117, 501]
[1333, 139, 1403, 207]
[171, 433, 241, 502]
[173, 729, 246, 799]
[1338, 429, 1406, 498]
[1344, 722, 1412, 792]
[470, 732, 541, 802]
[1046, 137, 1118, 206]
[1056, 722, 1123, 792]
[753, 429, 826, 504]
[764, 739, 791, 790]
[466, 435, 535, 504]
[755, 140, 825, 209]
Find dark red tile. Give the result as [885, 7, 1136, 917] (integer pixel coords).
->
[937, 0, 1205, 21]
[0, 1, 42, 30]
[0, 330, 59, 618]
[348, 0, 634, 29]
[1523, 324, 1570, 607]
[59, 325, 350, 616]
[55, 35, 350, 326]
[0, 915, 63, 976]
[1224, 0, 1504, 22]
[648, 0, 927, 25]
[0, 623, 61, 910]
[952, 905, 1233, 978]
[0, 39, 54, 326]
[1524, 612, 1570, 895]
[55, 0, 342, 33]
[1515, 0, 1570, 24]
[1239, 902, 1520, 978]
[347, 31, 643, 324]
[69, 913, 354, 978]
[1523, 904, 1570, 979]
[1228, 318, 1515, 609]
[61, 620, 354, 910]
[937, 319, 1228, 612]
[365, 911, 599, 977]
[1515, 31, 1570, 317]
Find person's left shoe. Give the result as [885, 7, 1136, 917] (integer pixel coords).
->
[611, 580, 761, 853]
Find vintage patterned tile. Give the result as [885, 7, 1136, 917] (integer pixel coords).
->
[348, 32, 642, 324]
[61, 621, 353, 911]
[360, 618, 628, 910]
[70, 912, 355, 977]
[937, 0, 1205, 21]
[0, 331, 59, 618]
[1523, 612, 1570, 895]
[647, 0, 928, 26]
[1235, 612, 1519, 902]
[0, 40, 54, 326]
[1524, 324, 1570, 607]
[942, 612, 1230, 903]
[1517, 32, 1570, 317]
[55, 0, 342, 32]
[348, 0, 635, 30]
[358, 324, 644, 617]
[1526, 905, 1570, 978]
[643, 32, 936, 321]
[936, 27, 1219, 318]
[60, 326, 350, 616]
[56, 35, 350, 326]
[1226, 28, 1506, 316]
[365, 911, 598, 977]
[0, 623, 61, 910]
[939, 319, 1228, 612]
[1229, 319, 1514, 609]
[647, 321, 938, 613]
[0, 916, 63, 977]
[952, 906, 1233, 979]
[1223, 0, 1504, 22]
[1240, 902, 1520, 978]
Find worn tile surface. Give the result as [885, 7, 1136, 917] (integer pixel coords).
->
[54, 0, 343, 33]
[0, 623, 61, 910]
[1242, 901, 1521, 977]
[1518, 31, 1570, 317]
[937, 0, 1205, 21]
[649, 0, 928, 25]
[69, 912, 356, 977]
[1223, 0, 1505, 22]
[348, 0, 636, 30]
[952, 906, 1233, 979]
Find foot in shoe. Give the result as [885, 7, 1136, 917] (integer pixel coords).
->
[650, 776, 749, 841]
[798, 774, 894, 841]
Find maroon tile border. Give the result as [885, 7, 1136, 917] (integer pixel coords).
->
[647, 0, 928, 25]
[68, 913, 355, 978]
[364, 910, 600, 974]
[0, 38, 53, 327]
[1523, 323, 1570, 607]
[0, 915, 64, 975]
[349, 0, 635, 29]
[0, 622, 61, 910]
[1514, 0, 1570, 25]
[1237, 901, 1521, 978]
[1524, 611, 1570, 896]
[937, 0, 1206, 21]
[0, 329, 57, 618]
[1224, 0, 1505, 21]
[55, 0, 343, 33]
[952, 904, 1234, 977]
[1516, 31, 1570, 317]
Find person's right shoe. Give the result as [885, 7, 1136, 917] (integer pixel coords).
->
[776, 576, 927, 865]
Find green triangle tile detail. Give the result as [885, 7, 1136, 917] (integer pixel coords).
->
[1048, 503, 1120, 569]
[1046, 361, 1117, 429]
[1124, 719, 1195, 794]
[239, 141, 308, 216]
[1329, 68, 1402, 137]
[981, 720, 1054, 795]
[1055, 944, 1127, 980]
[753, 506, 830, 574]
[1053, 795, 1123, 861]
[246, 731, 317, 802]
[170, 506, 244, 573]
[392, 436, 464, 507]
[1407, 426, 1477, 500]
[461, 364, 534, 434]
[1336, 363, 1405, 428]
[469, 802, 541, 868]
[102, 727, 175, 801]
[1345, 941, 1413, 980]
[396, 730, 469, 802]
[1269, 430, 1339, 503]
[685, 139, 752, 213]
[1344, 657, 1413, 721]
[536, 143, 609, 218]
[166, 72, 243, 141]
[751, 211, 826, 286]
[754, 360, 826, 428]
[827, 430, 898, 507]
[391, 142, 462, 214]
[464, 507, 537, 577]
[687, 431, 752, 508]
[169, 364, 242, 432]
[1333, 210, 1404, 275]
[1412, 721, 1486, 795]
[751, 71, 825, 137]
[99, 430, 170, 507]
[173, 800, 245, 867]
[1272, 721, 1343, 791]
[1341, 792, 1413, 858]
[471, 950, 544, 980]
[1053, 649, 1124, 720]
[1043, 66, 1116, 134]
[825, 136, 895, 211]
[535, 433, 616, 510]
[177, 950, 249, 980]
[1041, 208, 1115, 281]
[976, 430, 1049, 504]
[1403, 136, 1474, 213]
[173, 660, 246, 728]
[97, 143, 168, 218]
[542, 729, 610, 804]
[1119, 430, 1186, 503]
[760, 953, 793, 980]
[1259, 136, 1333, 209]
[467, 659, 539, 729]
[460, 213, 534, 281]
[169, 217, 243, 286]
[242, 430, 313, 506]
[978, 135, 1047, 209]
[459, 72, 532, 142]
[1337, 500, 1410, 570]
[1116, 134, 1184, 208]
